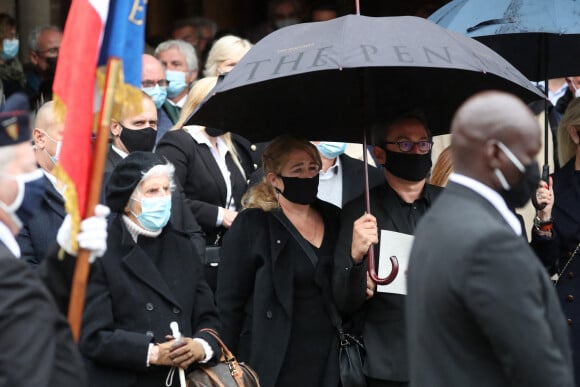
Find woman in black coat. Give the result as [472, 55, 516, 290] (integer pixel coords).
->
[79, 152, 221, 387]
[155, 77, 254, 246]
[216, 136, 342, 387]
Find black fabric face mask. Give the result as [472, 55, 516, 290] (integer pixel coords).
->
[500, 160, 540, 209]
[383, 149, 432, 182]
[205, 127, 225, 137]
[120, 126, 157, 152]
[276, 175, 319, 205]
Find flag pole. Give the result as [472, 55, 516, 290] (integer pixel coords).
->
[67, 57, 121, 342]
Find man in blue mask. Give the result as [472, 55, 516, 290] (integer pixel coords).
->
[154, 40, 198, 142]
[313, 141, 384, 208]
[333, 112, 443, 387]
[141, 54, 171, 139]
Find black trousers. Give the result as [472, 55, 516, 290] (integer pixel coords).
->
[366, 377, 409, 387]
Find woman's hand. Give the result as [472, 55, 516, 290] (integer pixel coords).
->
[351, 213, 378, 264]
[535, 176, 554, 221]
[149, 340, 178, 366]
[169, 337, 206, 369]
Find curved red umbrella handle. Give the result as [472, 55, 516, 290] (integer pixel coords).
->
[367, 248, 399, 285]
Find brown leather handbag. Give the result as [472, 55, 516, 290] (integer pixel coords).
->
[187, 328, 260, 387]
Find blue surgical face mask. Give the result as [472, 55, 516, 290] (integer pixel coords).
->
[0, 169, 46, 228]
[166, 70, 188, 98]
[1, 38, 19, 60]
[131, 195, 172, 231]
[142, 84, 167, 109]
[42, 130, 62, 165]
[316, 142, 347, 159]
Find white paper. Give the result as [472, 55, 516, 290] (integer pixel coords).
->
[376, 230, 414, 295]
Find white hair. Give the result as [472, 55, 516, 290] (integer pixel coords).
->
[154, 39, 198, 72]
[203, 35, 252, 77]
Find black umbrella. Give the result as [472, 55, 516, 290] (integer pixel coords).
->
[188, 14, 544, 284]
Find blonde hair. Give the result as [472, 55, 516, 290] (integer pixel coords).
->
[242, 135, 321, 211]
[430, 145, 453, 187]
[558, 97, 580, 166]
[173, 76, 246, 180]
[203, 35, 252, 77]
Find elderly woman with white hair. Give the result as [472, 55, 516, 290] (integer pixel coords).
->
[203, 34, 252, 77]
[79, 151, 221, 387]
[531, 97, 580, 383]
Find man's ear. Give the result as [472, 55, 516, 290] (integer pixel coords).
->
[486, 140, 502, 169]
[372, 145, 386, 165]
[32, 128, 46, 149]
[110, 121, 122, 137]
[29, 51, 39, 66]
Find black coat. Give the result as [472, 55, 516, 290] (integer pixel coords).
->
[531, 159, 580, 384]
[0, 242, 87, 386]
[155, 128, 250, 244]
[333, 182, 442, 382]
[79, 216, 221, 387]
[17, 175, 66, 268]
[216, 200, 341, 387]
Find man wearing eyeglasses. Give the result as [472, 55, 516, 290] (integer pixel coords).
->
[25, 25, 62, 109]
[333, 112, 442, 387]
[141, 54, 172, 139]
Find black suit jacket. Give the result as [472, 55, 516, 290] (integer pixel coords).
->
[339, 154, 385, 206]
[407, 182, 574, 387]
[17, 175, 66, 267]
[79, 217, 220, 387]
[333, 182, 442, 382]
[155, 128, 249, 244]
[0, 242, 87, 386]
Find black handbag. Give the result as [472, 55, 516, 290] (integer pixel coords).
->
[271, 209, 367, 387]
[187, 328, 260, 387]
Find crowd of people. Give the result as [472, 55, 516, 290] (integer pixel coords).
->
[1, 1, 580, 387]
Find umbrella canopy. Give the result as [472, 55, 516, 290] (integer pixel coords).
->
[429, 0, 580, 81]
[188, 14, 544, 143]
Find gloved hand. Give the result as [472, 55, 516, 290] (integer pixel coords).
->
[57, 204, 110, 263]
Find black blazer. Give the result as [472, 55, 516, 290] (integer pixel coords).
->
[339, 154, 385, 206]
[79, 217, 220, 387]
[333, 182, 442, 382]
[216, 200, 341, 387]
[0, 242, 87, 386]
[155, 128, 249, 244]
[17, 175, 66, 268]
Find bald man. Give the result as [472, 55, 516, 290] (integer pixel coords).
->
[17, 100, 66, 268]
[406, 91, 574, 387]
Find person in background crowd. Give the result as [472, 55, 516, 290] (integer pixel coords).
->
[0, 13, 25, 101]
[217, 135, 341, 387]
[24, 25, 62, 109]
[141, 54, 172, 138]
[309, 1, 340, 22]
[407, 90, 574, 387]
[203, 34, 252, 77]
[333, 112, 442, 387]
[247, 0, 303, 43]
[429, 144, 452, 187]
[154, 39, 198, 141]
[532, 96, 580, 385]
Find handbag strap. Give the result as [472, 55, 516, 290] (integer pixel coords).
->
[555, 242, 580, 286]
[270, 209, 345, 335]
[198, 328, 246, 386]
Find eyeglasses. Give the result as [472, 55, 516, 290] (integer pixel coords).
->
[384, 140, 433, 152]
[141, 79, 169, 88]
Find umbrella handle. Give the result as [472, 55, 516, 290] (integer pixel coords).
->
[367, 248, 399, 285]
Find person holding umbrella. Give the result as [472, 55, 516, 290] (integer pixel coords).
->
[532, 96, 580, 384]
[216, 135, 342, 387]
[333, 112, 442, 387]
[79, 152, 221, 387]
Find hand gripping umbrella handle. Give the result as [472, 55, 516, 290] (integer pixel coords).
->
[367, 249, 399, 285]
